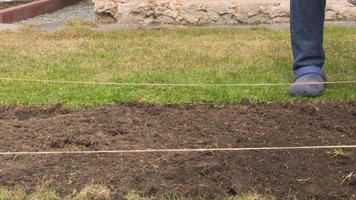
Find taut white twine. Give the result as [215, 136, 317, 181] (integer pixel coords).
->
[0, 77, 355, 87]
[1, 145, 355, 156]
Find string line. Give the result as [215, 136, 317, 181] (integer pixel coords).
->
[0, 77, 355, 87]
[1, 145, 356, 156]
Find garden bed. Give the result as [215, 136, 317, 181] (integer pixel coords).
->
[0, 0, 83, 23]
[0, 102, 355, 199]
[0, 0, 37, 10]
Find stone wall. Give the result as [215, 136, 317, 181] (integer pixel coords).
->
[92, 0, 356, 26]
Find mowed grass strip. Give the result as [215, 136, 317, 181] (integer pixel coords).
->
[0, 25, 355, 107]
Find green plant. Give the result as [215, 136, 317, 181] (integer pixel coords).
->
[328, 148, 352, 158]
[340, 172, 354, 185]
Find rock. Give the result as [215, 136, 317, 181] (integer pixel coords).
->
[92, 0, 356, 26]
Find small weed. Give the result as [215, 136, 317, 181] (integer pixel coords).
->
[328, 148, 352, 158]
[340, 172, 354, 185]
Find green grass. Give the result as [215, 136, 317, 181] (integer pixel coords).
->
[0, 25, 355, 107]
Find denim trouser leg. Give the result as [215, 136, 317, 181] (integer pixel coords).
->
[290, 0, 326, 79]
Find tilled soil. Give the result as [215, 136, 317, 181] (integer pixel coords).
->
[0, 102, 355, 199]
[0, 0, 37, 10]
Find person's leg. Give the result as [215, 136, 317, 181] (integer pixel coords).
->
[289, 0, 327, 97]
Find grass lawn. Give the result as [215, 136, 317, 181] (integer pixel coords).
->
[0, 24, 355, 108]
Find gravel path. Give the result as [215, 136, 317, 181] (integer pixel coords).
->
[18, 1, 95, 26]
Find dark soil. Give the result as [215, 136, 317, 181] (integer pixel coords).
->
[0, 102, 355, 199]
[0, 0, 37, 10]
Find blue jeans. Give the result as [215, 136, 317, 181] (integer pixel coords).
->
[291, 0, 326, 79]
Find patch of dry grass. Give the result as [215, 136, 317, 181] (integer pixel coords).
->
[0, 184, 111, 200]
[75, 185, 111, 200]
[0, 185, 274, 200]
[125, 190, 275, 200]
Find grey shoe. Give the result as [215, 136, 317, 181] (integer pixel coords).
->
[289, 74, 326, 97]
